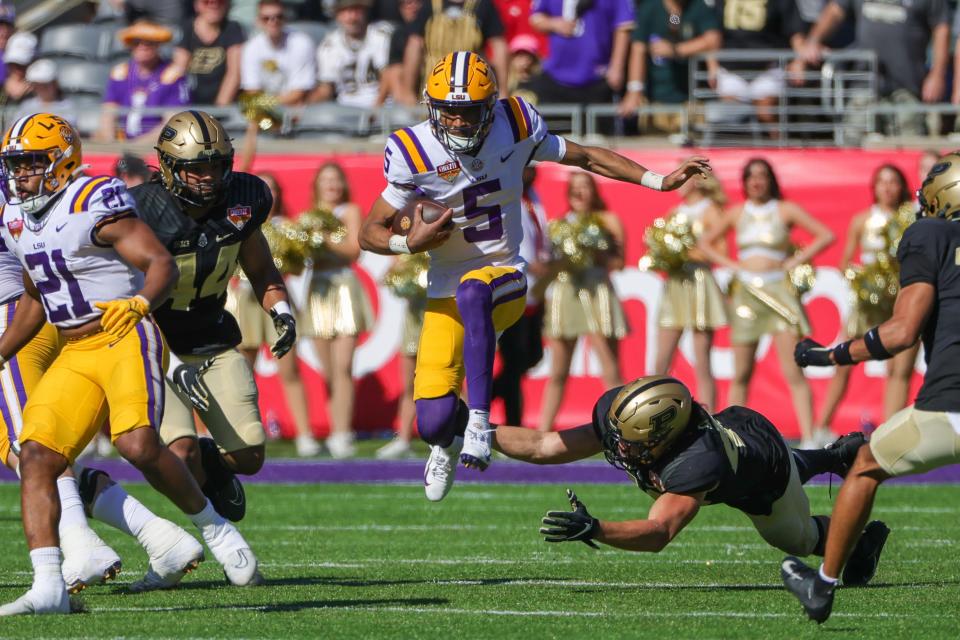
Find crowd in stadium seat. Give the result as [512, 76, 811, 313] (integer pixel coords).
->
[0, 0, 956, 140]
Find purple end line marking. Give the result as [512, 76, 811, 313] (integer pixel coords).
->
[0, 460, 958, 485]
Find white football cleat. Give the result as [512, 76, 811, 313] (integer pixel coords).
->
[460, 422, 493, 470]
[60, 525, 122, 593]
[424, 436, 462, 502]
[200, 520, 260, 586]
[130, 518, 204, 593]
[0, 586, 69, 616]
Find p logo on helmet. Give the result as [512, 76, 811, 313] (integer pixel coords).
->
[0, 113, 82, 215]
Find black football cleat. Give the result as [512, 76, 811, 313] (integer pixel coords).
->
[781, 556, 836, 624]
[199, 437, 246, 522]
[825, 432, 866, 478]
[842, 520, 890, 587]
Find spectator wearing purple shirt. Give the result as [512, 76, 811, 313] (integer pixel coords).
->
[98, 21, 190, 142]
[528, 0, 634, 105]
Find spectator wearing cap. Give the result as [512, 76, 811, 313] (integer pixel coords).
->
[507, 33, 540, 96]
[312, 0, 394, 108]
[619, 0, 721, 133]
[14, 59, 78, 127]
[529, 0, 635, 106]
[494, 0, 547, 52]
[97, 21, 190, 142]
[174, 0, 246, 106]
[114, 153, 153, 188]
[3, 30, 37, 103]
[240, 0, 316, 106]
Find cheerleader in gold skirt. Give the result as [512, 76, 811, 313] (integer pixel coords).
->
[300, 162, 374, 458]
[816, 165, 919, 432]
[698, 158, 834, 447]
[654, 175, 728, 410]
[225, 173, 320, 457]
[539, 172, 627, 432]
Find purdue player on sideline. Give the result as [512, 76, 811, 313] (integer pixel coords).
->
[130, 111, 295, 522]
[360, 51, 711, 502]
[0, 246, 206, 596]
[786, 153, 960, 624]
[0, 114, 259, 615]
[493, 375, 888, 577]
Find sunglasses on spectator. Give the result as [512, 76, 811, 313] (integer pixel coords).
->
[259, 12, 284, 22]
[129, 39, 160, 47]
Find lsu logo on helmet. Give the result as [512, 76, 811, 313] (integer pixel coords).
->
[0, 113, 82, 215]
[424, 51, 498, 155]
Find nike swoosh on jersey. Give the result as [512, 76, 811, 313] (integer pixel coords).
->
[55, 222, 68, 232]
[215, 234, 234, 243]
[500, 150, 515, 162]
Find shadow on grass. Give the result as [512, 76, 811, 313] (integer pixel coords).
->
[79, 596, 448, 614]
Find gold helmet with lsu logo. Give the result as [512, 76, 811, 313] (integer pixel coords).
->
[0, 113, 82, 215]
[601, 376, 695, 472]
[424, 51, 498, 155]
[918, 152, 960, 220]
[155, 110, 234, 207]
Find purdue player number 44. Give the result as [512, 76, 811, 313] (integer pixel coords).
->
[787, 153, 960, 623]
[131, 110, 295, 523]
[360, 51, 711, 502]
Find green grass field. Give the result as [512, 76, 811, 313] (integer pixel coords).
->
[0, 481, 957, 639]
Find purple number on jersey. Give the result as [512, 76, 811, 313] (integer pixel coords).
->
[25, 250, 93, 323]
[462, 179, 503, 243]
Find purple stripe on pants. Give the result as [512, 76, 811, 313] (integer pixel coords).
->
[135, 323, 157, 428]
[148, 318, 166, 427]
[489, 270, 523, 290]
[5, 304, 27, 408]
[492, 286, 527, 308]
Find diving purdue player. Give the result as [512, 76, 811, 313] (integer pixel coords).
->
[785, 153, 960, 623]
[493, 376, 888, 579]
[0, 114, 259, 616]
[359, 51, 712, 502]
[130, 111, 295, 522]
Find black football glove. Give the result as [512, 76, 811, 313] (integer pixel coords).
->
[172, 358, 212, 412]
[539, 489, 600, 549]
[794, 337, 834, 368]
[270, 309, 297, 358]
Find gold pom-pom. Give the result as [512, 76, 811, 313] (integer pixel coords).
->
[548, 213, 616, 270]
[297, 209, 347, 262]
[262, 219, 308, 275]
[638, 214, 696, 274]
[383, 253, 429, 299]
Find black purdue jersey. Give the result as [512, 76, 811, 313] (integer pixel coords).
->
[131, 172, 272, 355]
[591, 389, 792, 516]
[897, 218, 960, 412]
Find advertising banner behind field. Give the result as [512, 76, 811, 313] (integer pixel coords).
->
[88, 149, 928, 438]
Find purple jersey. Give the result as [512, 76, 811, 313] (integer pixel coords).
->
[531, 0, 634, 88]
[104, 60, 190, 139]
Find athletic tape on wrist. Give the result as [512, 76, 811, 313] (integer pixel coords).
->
[389, 234, 411, 254]
[640, 171, 665, 191]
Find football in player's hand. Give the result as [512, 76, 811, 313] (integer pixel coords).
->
[391, 200, 449, 235]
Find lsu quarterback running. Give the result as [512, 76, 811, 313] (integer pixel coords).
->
[359, 52, 711, 501]
[0, 114, 259, 616]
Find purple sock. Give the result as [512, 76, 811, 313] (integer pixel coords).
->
[456, 278, 495, 412]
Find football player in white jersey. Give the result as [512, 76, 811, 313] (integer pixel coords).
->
[0, 246, 210, 596]
[359, 52, 711, 501]
[0, 114, 259, 616]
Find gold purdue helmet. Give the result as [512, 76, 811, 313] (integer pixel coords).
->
[156, 110, 234, 207]
[601, 376, 694, 471]
[918, 152, 960, 220]
[0, 113, 82, 215]
[424, 51, 498, 155]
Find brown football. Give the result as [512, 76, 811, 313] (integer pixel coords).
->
[391, 199, 449, 236]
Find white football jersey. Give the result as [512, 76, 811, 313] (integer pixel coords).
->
[381, 96, 566, 297]
[0, 176, 144, 329]
[0, 239, 24, 303]
[316, 21, 394, 109]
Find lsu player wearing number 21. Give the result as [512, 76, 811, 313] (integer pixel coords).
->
[359, 51, 713, 502]
[0, 113, 258, 616]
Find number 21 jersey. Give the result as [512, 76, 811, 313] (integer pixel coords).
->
[0, 175, 143, 329]
[380, 96, 566, 298]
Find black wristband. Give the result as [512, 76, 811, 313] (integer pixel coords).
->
[864, 326, 894, 360]
[831, 340, 855, 365]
